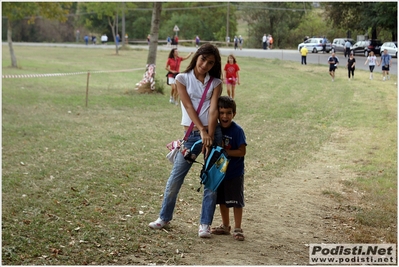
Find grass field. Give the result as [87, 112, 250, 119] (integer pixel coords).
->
[2, 45, 397, 264]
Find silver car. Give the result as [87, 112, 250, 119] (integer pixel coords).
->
[332, 38, 355, 53]
[380, 42, 397, 58]
[298, 38, 332, 53]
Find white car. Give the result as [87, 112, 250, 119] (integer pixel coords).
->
[380, 42, 397, 58]
[298, 38, 332, 53]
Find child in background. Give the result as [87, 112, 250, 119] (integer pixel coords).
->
[224, 55, 240, 99]
[364, 51, 379, 80]
[210, 96, 247, 241]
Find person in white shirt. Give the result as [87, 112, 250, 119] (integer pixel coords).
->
[262, 34, 267, 50]
[364, 51, 379, 80]
[101, 34, 108, 44]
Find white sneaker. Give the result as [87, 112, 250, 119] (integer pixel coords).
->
[149, 218, 169, 229]
[387, 75, 390, 80]
[169, 97, 175, 104]
[383, 77, 386, 81]
[198, 224, 211, 238]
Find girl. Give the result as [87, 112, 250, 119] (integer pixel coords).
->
[165, 48, 193, 105]
[346, 53, 356, 80]
[224, 54, 240, 99]
[150, 44, 223, 239]
[364, 51, 378, 80]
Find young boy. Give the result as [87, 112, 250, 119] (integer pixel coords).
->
[210, 96, 247, 241]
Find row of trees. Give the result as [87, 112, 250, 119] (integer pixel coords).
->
[2, 2, 397, 68]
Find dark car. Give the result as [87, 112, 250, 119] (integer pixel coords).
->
[350, 40, 369, 56]
[366, 40, 383, 56]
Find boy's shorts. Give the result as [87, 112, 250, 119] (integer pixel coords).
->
[329, 65, 336, 72]
[382, 65, 390, 71]
[216, 175, 245, 208]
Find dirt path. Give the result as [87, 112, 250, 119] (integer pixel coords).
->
[174, 129, 357, 265]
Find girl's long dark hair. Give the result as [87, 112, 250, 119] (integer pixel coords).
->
[168, 48, 177, 59]
[183, 43, 222, 79]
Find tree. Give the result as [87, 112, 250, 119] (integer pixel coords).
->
[239, 2, 312, 48]
[2, 2, 71, 68]
[323, 2, 397, 40]
[80, 2, 136, 55]
[135, 2, 162, 93]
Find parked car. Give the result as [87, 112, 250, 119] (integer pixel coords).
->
[380, 41, 397, 58]
[332, 38, 355, 53]
[298, 38, 332, 53]
[350, 40, 369, 56]
[366, 39, 383, 56]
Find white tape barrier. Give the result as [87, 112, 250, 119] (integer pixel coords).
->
[2, 68, 145, 79]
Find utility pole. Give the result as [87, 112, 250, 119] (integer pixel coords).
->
[226, 1, 230, 46]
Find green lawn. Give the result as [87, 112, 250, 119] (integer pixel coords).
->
[2, 45, 397, 264]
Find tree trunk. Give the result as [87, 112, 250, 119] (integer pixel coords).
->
[7, 19, 17, 68]
[108, 16, 118, 55]
[135, 2, 162, 93]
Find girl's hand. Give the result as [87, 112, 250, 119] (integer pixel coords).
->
[200, 129, 212, 147]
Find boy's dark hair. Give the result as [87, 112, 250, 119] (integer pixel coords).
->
[218, 96, 236, 114]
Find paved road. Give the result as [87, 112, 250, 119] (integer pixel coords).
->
[5, 42, 397, 75]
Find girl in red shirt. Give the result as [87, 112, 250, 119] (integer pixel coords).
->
[165, 48, 193, 105]
[223, 55, 240, 99]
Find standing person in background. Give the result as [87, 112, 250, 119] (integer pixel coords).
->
[344, 39, 351, 58]
[238, 35, 243, 50]
[149, 44, 223, 236]
[269, 35, 273, 49]
[346, 52, 356, 81]
[224, 55, 240, 99]
[167, 36, 171, 47]
[147, 34, 151, 45]
[234, 36, 238, 50]
[166, 48, 193, 105]
[174, 35, 179, 48]
[378, 49, 392, 81]
[322, 36, 327, 54]
[84, 34, 89, 45]
[300, 46, 308, 65]
[327, 52, 339, 82]
[364, 51, 379, 80]
[195, 36, 200, 48]
[262, 34, 267, 50]
[115, 34, 120, 47]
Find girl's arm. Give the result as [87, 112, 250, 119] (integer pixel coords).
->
[207, 83, 222, 142]
[176, 80, 213, 148]
[182, 52, 193, 60]
[236, 66, 240, 85]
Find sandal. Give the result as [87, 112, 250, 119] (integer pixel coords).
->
[233, 228, 245, 241]
[211, 224, 231, 235]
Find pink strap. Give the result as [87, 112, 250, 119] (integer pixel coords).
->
[183, 77, 214, 141]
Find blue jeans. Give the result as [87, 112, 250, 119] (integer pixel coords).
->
[159, 130, 219, 225]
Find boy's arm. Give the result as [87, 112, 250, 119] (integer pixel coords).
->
[226, 143, 246, 158]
